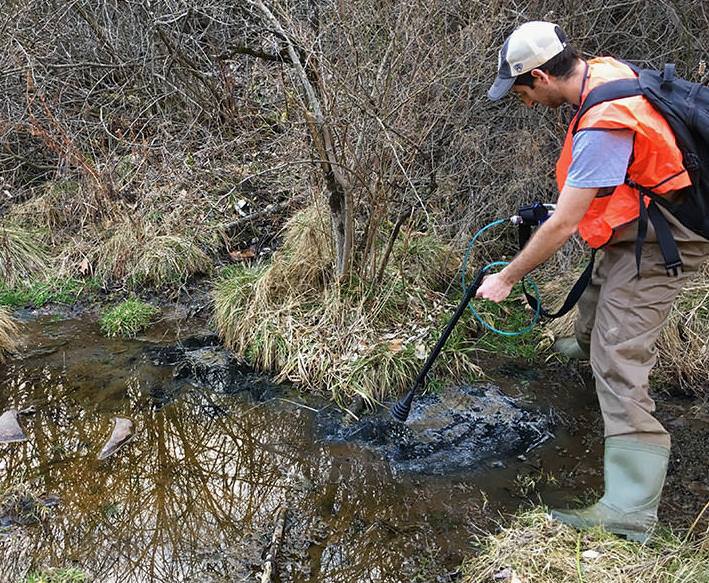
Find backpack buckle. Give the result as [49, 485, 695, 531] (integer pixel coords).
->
[661, 64, 676, 90]
[665, 259, 683, 276]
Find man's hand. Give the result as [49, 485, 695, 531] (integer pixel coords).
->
[476, 271, 514, 303]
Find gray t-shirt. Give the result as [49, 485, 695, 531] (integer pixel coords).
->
[566, 129, 634, 189]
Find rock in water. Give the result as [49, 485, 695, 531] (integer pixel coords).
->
[319, 383, 554, 474]
[97, 417, 134, 460]
[0, 409, 27, 443]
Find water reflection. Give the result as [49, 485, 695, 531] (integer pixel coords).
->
[0, 318, 476, 582]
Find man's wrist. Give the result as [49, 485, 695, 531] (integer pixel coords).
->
[498, 267, 519, 287]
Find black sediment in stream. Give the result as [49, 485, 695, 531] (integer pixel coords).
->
[0, 314, 706, 582]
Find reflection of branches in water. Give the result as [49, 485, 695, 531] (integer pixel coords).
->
[0, 358, 316, 582]
[283, 455, 446, 583]
[0, 334, 471, 582]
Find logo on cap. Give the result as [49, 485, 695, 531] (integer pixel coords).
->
[513, 63, 524, 72]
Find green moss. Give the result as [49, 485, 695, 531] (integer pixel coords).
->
[26, 568, 87, 583]
[99, 298, 159, 337]
[0, 277, 100, 308]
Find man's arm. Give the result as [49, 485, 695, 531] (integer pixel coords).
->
[475, 184, 599, 303]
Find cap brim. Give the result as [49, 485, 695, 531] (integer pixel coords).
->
[487, 75, 515, 101]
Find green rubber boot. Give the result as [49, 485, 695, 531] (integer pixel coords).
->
[553, 336, 590, 360]
[551, 437, 669, 543]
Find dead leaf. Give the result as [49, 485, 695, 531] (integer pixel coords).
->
[388, 339, 404, 353]
[79, 258, 90, 275]
[415, 343, 427, 359]
[229, 248, 256, 261]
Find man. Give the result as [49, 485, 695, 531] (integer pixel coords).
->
[480, 21, 709, 543]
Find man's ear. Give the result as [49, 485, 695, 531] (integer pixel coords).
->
[530, 69, 551, 84]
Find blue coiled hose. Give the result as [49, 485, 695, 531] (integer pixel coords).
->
[461, 219, 542, 336]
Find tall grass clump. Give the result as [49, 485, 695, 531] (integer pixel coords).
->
[131, 234, 214, 288]
[0, 307, 18, 361]
[214, 205, 483, 405]
[95, 220, 215, 288]
[462, 508, 709, 583]
[0, 224, 48, 286]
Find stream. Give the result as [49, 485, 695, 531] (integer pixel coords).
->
[0, 313, 706, 582]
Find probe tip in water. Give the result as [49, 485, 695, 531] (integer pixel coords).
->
[391, 390, 415, 423]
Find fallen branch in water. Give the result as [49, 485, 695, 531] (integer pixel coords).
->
[260, 504, 288, 583]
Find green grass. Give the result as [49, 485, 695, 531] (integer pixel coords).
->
[99, 298, 159, 337]
[0, 277, 101, 308]
[471, 292, 542, 361]
[26, 568, 87, 583]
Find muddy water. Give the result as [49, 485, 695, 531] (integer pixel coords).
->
[0, 316, 706, 582]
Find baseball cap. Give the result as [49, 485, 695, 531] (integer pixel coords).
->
[488, 21, 568, 101]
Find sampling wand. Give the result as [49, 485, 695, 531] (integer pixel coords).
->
[391, 202, 553, 423]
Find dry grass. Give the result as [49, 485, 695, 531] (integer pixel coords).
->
[462, 508, 709, 583]
[0, 307, 19, 361]
[214, 204, 482, 405]
[94, 219, 216, 288]
[656, 264, 709, 392]
[0, 223, 48, 286]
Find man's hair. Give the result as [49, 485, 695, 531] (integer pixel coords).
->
[513, 45, 581, 88]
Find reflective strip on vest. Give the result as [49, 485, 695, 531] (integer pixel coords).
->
[556, 57, 691, 249]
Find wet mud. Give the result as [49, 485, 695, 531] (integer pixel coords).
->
[319, 384, 554, 474]
[0, 315, 706, 582]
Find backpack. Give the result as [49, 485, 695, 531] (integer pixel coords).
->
[576, 63, 709, 253]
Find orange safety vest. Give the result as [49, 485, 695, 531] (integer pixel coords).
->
[556, 57, 691, 248]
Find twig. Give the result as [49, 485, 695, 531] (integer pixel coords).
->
[260, 504, 288, 583]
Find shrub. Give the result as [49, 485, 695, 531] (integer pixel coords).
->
[214, 205, 483, 405]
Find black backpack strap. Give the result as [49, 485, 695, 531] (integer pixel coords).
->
[627, 179, 684, 276]
[635, 193, 649, 276]
[648, 201, 683, 276]
[523, 250, 596, 319]
[573, 79, 643, 134]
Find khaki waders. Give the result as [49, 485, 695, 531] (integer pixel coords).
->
[553, 206, 709, 541]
